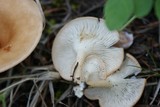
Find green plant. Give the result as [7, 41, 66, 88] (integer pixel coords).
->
[104, 0, 160, 30]
[0, 93, 6, 107]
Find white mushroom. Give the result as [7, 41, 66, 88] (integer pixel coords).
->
[52, 17, 124, 83]
[115, 31, 134, 49]
[84, 54, 146, 107]
[0, 0, 43, 72]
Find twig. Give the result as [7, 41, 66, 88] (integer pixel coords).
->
[150, 79, 160, 105]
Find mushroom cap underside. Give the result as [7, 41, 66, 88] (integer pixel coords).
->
[0, 0, 43, 72]
[52, 17, 123, 81]
[83, 53, 141, 87]
[84, 54, 146, 107]
[84, 79, 146, 107]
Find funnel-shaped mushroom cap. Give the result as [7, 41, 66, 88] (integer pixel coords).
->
[84, 54, 146, 107]
[52, 17, 123, 81]
[0, 0, 43, 72]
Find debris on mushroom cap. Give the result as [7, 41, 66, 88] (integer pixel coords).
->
[73, 82, 86, 98]
[84, 54, 146, 107]
[0, 0, 43, 72]
[52, 17, 124, 82]
[115, 31, 134, 49]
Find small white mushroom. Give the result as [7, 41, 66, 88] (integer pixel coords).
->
[115, 31, 134, 49]
[84, 54, 146, 107]
[0, 0, 43, 72]
[52, 17, 124, 83]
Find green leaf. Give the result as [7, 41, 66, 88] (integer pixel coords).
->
[104, 0, 134, 30]
[0, 93, 6, 107]
[155, 0, 160, 19]
[134, 0, 153, 18]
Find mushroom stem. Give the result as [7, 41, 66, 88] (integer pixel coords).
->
[86, 79, 112, 87]
[73, 53, 86, 84]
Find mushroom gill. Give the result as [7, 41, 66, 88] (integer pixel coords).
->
[52, 17, 124, 82]
[84, 54, 146, 107]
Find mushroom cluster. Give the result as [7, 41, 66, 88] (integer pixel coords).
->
[0, 0, 43, 72]
[52, 17, 146, 107]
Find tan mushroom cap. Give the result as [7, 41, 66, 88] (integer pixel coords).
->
[0, 0, 43, 72]
[52, 17, 123, 82]
[84, 54, 146, 107]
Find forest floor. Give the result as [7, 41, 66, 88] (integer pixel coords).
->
[0, 0, 160, 107]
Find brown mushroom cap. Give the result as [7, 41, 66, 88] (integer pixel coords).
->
[84, 54, 146, 107]
[0, 0, 43, 72]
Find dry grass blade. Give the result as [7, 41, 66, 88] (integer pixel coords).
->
[0, 78, 32, 93]
[29, 80, 47, 107]
[150, 79, 160, 105]
[27, 84, 36, 107]
[8, 83, 22, 107]
[146, 82, 158, 86]
[0, 72, 60, 90]
[56, 85, 73, 105]
[0, 71, 60, 107]
[8, 89, 13, 107]
[49, 81, 55, 107]
[28, 65, 54, 73]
